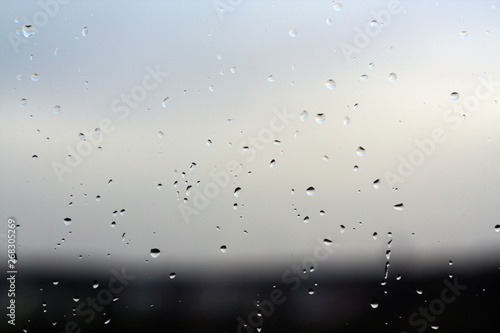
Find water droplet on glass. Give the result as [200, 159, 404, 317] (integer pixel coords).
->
[333, 3, 343, 11]
[308, 288, 315, 295]
[431, 325, 439, 330]
[373, 179, 380, 189]
[326, 18, 332, 25]
[207, 139, 212, 146]
[495, 225, 500, 232]
[32, 155, 38, 160]
[93, 281, 99, 289]
[322, 155, 329, 161]
[300, 110, 309, 121]
[306, 187, 315, 196]
[353, 165, 359, 172]
[370, 298, 379, 309]
[20, 98, 27, 107]
[82, 27, 88, 37]
[315, 113, 325, 124]
[373, 232, 378, 240]
[416, 290, 423, 295]
[459, 31, 469, 39]
[450, 92, 459, 101]
[150, 248, 161, 258]
[360, 74, 369, 81]
[394, 203, 404, 211]
[289, 27, 297, 37]
[209, 85, 215, 92]
[388, 73, 397, 82]
[270, 159, 276, 167]
[323, 238, 332, 245]
[234, 187, 242, 197]
[303, 216, 310, 223]
[31, 73, 40, 82]
[162, 97, 171, 108]
[169, 272, 176, 279]
[158, 131, 165, 140]
[325, 79, 336, 90]
[220, 245, 227, 253]
[268, 75, 275, 82]
[53, 105, 61, 114]
[53, 280, 59, 285]
[356, 146, 366, 156]
[343, 116, 350, 126]
[63, 218, 72, 226]
[368, 62, 375, 70]
[22, 25, 37, 38]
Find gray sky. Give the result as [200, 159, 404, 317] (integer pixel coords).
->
[1, 0, 499, 278]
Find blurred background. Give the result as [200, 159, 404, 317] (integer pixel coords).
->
[1, 0, 499, 332]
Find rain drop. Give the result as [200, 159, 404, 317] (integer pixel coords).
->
[63, 218, 72, 226]
[450, 92, 459, 101]
[394, 203, 404, 211]
[53, 105, 61, 114]
[300, 110, 309, 121]
[306, 187, 315, 196]
[360, 74, 369, 81]
[343, 116, 350, 126]
[150, 248, 161, 258]
[333, 3, 343, 11]
[388, 73, 397, 82]
[315, 113, 325, 124]
[82, 27, 88, 37]
[158, 131, 165, 140]
[495, 225, 500, 232]
[459, 31, 469, 39]
[220, 245, 227, 253]
[325, 79, 336, 90]
[234, 187, 242, 197]
[31, 73, 40, 82]
[289, 27, 297, 37]
[162, 97, 171, 108]
[356, 146, 366, 156]
[22, 25, 37, 38]
[373, 179, 380, 189]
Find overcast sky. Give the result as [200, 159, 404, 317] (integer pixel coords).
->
[1, 0, 499, 278]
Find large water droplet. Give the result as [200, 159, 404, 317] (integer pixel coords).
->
[268, 75, 275, 82]
[356, 146, 366, 156]
[333, 3, 343, 11]
[373, 179, 380, 189]
[315, 113, 325, 124]
[31, 73, 40, 82]
[495, 224, 500, 232]
[360, 74, 369, 81]
[370, 298, 379, 309]
[234, 187, 242, 197]
[63, 218, 72, 226]
[343, 116, 350, 126]
[325, 79, 336, 90]
[388, 73, 397, 82]
[82, 27, 88, 37]
[220, 245, 227, 253]
[158, 131, 165, 140]
[270, 159, 276, 168]
[22, 25, 37, 38]
[326, 18, 332, 25]
[289, 27, 297, 37]
[20, 98, 27, 107]
[450, 92, 459, 101]
[53, 105, 61, 114]
[150, 248, 161, 258]
[459, 31, 469, 39]
[306, 187, 315, 196]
